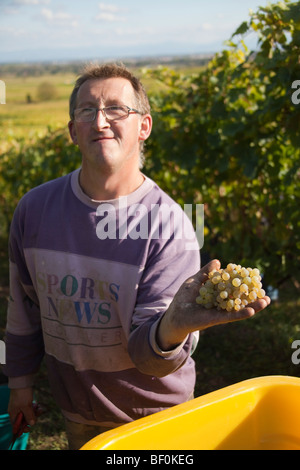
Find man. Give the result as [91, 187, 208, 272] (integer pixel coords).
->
[4, 63, 270, 449]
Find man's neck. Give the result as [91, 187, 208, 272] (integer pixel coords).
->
[79, 164, 145, 201]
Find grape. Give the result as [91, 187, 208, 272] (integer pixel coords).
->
[257, 288, 266, 299]
[251, 276, 261, 287]
[196, 263, 265, 312]
[205, 280, 214, 290]
[240, 268, 249, 278]
[243, 276, 252, 286]
[240, 283, 248, 293]
[233, 289, 241, 298]
[222, 272, 230, 281]
[226, 263, 235, 271]
[249, 291, 257, 300]
[226, 299, 235, 311]
[220, 290, 228, 299]
[232, 278, 241, 287]
[251, 268, 260, 277]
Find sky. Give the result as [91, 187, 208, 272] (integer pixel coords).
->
[0, 0, 281, 63]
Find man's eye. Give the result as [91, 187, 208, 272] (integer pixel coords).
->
[108, 106, 123, 111]
[81, 108, 94, 115]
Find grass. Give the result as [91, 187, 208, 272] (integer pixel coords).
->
[1, 276, 299, 450]
[0, 74, 74, 140]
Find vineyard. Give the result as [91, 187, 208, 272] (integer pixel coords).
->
[0, 0, 299, 449]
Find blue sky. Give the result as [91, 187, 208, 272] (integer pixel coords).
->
[0, 0, 280, 63]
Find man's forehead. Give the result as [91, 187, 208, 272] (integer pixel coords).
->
[77, 77, 134, 102]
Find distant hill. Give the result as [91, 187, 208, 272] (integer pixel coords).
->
[0, 54, 213, 77]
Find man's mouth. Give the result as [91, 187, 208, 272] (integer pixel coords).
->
[92, 136, 114, 142]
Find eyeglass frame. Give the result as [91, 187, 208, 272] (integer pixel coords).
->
[73, 105, 142, 123]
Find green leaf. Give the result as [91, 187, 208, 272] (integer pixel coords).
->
[231, 21, 249, 37]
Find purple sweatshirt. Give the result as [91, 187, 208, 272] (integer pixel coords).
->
[4, 169, 200, 427]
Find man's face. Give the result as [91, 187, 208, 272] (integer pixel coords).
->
[68, 77, 152, 173]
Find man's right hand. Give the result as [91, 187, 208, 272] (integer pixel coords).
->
[8, 387, 36, 428]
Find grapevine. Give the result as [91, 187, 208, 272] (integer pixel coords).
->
[196, 263, 265, 312]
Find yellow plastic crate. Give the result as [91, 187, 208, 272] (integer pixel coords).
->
[81, 375, 300, 450]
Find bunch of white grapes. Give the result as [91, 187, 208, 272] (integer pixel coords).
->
[196, 263, 266, 312]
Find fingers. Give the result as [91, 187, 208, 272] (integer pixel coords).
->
[225, 296, 271, 323]
[245, 296, 271, 314]
[12, 403, 40, 436]
[23, 404, 37, 427]
[12, 411, 25, 435]
[201, 259, 221, 275]
[192, 259, 221, 284]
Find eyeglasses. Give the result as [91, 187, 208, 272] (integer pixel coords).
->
[74, 105, 142, 123]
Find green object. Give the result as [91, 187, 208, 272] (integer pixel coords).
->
[0, 385, 29, 450]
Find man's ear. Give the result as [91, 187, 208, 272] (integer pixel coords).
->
[139, 114, 152, 143]
[68, 120, 78, 145]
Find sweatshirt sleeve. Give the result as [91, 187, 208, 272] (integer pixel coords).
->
[128, 315, 197, 377]
[127, 212, 201, 377]
[3, 202, 45, 388]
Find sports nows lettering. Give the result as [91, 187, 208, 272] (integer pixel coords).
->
[37, 271, 120, 324]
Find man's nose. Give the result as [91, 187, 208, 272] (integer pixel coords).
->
[93, 109, 110, 130]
